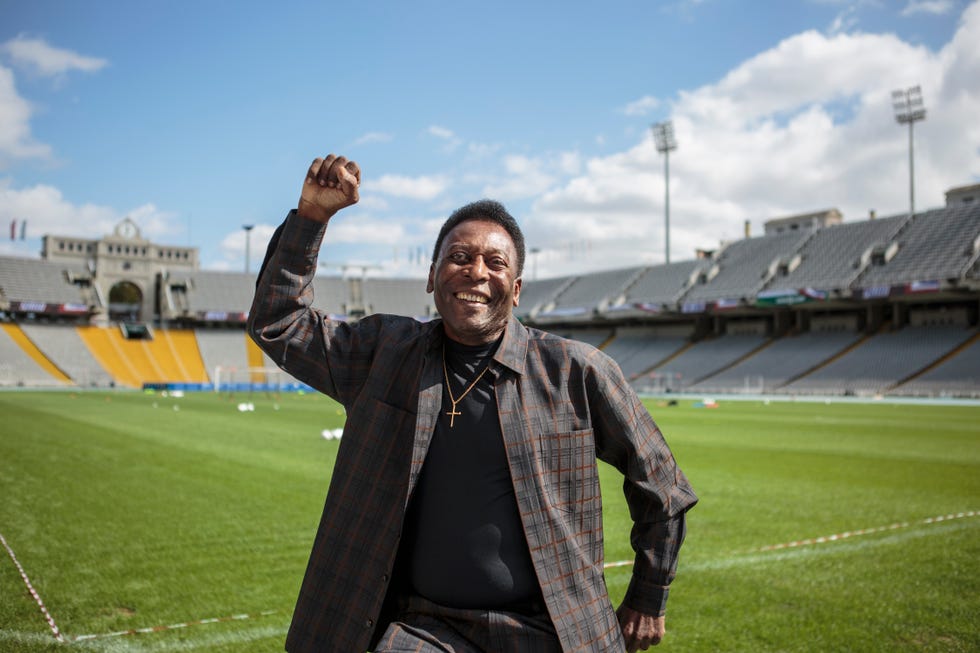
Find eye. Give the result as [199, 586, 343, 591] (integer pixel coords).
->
[448, 251, 469, 264]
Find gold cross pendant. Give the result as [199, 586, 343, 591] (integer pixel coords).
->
[446, 405, 461, 428]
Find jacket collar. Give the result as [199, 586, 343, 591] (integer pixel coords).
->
[493, 315, 528, 376]
[425, 314, 528, 377]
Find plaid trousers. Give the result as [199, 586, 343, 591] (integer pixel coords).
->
[374, 595, 562, 653]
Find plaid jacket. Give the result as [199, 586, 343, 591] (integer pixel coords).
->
[248, 212, 697, 653]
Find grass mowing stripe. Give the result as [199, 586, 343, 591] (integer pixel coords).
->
[0, 532, 64, 643]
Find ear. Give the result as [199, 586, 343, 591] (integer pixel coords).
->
[426, 264, 435, 293]
[512, 276, 522, 307]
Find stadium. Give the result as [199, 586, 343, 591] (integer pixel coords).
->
[1, 184, 978, 398]
[2, 187, 978, 653]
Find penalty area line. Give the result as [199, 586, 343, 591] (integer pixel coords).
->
[0, 531, 65, 643]
[602, 510, 979, 570]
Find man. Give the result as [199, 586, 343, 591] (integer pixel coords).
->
[248, 153, 697, 653]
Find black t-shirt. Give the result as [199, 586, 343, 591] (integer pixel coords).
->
[401, 337, 540, 610]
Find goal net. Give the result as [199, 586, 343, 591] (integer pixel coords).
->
[213, 365, 288, 397]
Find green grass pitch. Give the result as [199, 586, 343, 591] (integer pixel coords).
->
[1, 391, 977, 652]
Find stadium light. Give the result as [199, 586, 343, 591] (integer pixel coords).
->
[892, 86, 926, 217]
[243, 224, 254, 274]
[652, 121, 678, 264]
[530, 247, 541, 281]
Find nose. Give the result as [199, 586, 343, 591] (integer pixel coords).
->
[466, 255, 490, 281]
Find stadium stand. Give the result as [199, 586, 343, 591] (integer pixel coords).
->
[20, 323, 113, 387]
[854, 203, 980, 289]
[548, 328, 614, 348]
[780, 325, 975, 396]
[608, 260, 709, 316]
[313, 275, 354, 315]
[643, 333, 770, 391]
[764, 215, 907, 293]
[195, 329, 253, 381]
[514, 276, 573, 319]
[600, 326, 690, 383]
[0, 323, 71, 386]
[0, 256, 90, 306]
[535, 267, 643, 322]
[2, 197, 978, 397]
[682, 230, 811, 304]
[890, 330, 980, 398]
[362, 277, 435, 319]
[186, 271, 257, 314]
[688, 330, 862, 394]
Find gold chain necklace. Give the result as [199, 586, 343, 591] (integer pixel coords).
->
[442, 345, 492, 428]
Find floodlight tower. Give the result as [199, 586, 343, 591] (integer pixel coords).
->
[529, 247, 541, 281]
[892, 86, 926, 217]
[243, 224, 254, 273]
[653, 121, 678, 264]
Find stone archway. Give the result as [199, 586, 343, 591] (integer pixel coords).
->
[108, 280, 143, 321]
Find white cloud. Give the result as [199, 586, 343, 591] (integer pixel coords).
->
[828, 6, 860, 34]
[1, 35, 107, 77]
[0, 180, 184, 254]
[621, 95, 661, 116]
[428, 125, 456, 140]
[218, 223, 278, 271]
[0, 65, 50, 164]
[427, 124, 463, 152]
[524, 2, 980, 276]
[0, 179, 117, 239]
[0, 37, 106, 165]
[327, 218, 407, 246]
[466, 141, 502, 159]
[482, 155, 555, 200]
[481, 152, 584, 201]
[902, 0, 956, 16]
[125, 203, 182, 239]
[365, 173, 449, 200]
[353, 131, 393, 146]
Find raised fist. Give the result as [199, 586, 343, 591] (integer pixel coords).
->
[298, 154, 361, 222]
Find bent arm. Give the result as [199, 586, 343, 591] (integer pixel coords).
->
[586, 349, 697, 621]
[247, 211, 342, 399]
[247, 153, 365, 402]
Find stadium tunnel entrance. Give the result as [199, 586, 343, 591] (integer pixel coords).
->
[108, 280, 143, 322]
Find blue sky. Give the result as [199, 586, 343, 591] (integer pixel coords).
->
[1, 0, 977, 278]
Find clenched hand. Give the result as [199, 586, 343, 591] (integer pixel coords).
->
[297, 154, 361, 223]
[617, 605, 666, 651]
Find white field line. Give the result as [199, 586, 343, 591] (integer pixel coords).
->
[5, 510, 976, 643]
[602, 510, 979, 570]
[71, 610, 279, 642]
[0, 531, 65, 643]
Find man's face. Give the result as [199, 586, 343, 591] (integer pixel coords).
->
[427, 219, 522, 346]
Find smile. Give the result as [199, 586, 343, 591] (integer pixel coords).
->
[455, 292, 489, 304]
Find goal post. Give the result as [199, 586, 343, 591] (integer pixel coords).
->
[213, 365, 287, 396]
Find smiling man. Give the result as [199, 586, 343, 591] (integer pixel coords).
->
[248, 153, 697, 653]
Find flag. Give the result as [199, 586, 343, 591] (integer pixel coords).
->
[633, 302, 662, 314]
[20, 220, 26, 240]
[9, 219, 14, 240]
[862, 286, 891, 300]
[906, 280, 940, 293]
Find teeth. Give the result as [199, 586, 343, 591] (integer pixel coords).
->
[456, 292, 488, 304]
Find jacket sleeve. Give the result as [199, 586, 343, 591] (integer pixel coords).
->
[586, 348, 698, 616]
[246, 210, 373, 406]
